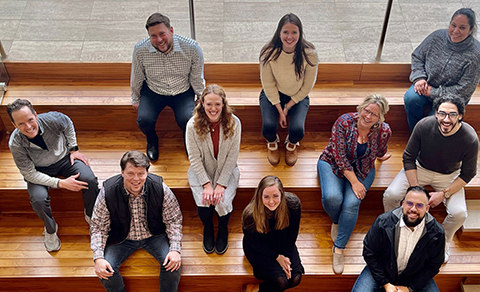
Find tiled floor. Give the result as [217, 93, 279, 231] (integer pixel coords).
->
[0, 0, 479, 62]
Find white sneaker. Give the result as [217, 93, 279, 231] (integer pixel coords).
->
[84, 209, 92, 226]
[43, 222, 61, 252]
[444, 244, 450, 263]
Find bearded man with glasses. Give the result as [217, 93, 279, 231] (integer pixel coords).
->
[383, 96, 478, 263]
[353, 186, 445, 292]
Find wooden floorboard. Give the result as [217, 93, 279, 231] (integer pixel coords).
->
[0, 210, 478, 292]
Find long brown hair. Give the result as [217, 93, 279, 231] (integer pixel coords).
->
[193, 84, 235, 140]
[242, 175, 290, 233]
[259, 13, 316, 79]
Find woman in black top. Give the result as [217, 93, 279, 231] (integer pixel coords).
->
[242, 176, 303, 292]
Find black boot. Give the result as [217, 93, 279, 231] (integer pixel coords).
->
[197, 206, 215, 254]
[215, 212, 231, 255]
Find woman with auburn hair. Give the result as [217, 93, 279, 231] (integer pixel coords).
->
[259, 13, 318, 166]
[242, 176, 303, 292]
[317, 94, 392, 275]
[186, 84, 241, 255]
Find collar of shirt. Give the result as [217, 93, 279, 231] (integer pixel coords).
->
[123, 186, 145, 198]
[399, 214, 426, 232]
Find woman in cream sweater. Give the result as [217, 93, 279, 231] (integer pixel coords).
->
[259, 13, 318, 166]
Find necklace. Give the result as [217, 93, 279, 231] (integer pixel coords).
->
[210, 121, 221, 132]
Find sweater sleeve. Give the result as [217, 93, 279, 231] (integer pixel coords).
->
[290, 51, 318, 103]
[402, 121, 422, 171]
[429, 60, 480, 103]
[260, 61, 280, 105]
[285, 197, 301, 256]
[409, 33, 432, 83]
[216, 118, 242, 187]
[459, 133, 479, 183]
[185, 119, 211, 186]
[9, 142, 60, 188]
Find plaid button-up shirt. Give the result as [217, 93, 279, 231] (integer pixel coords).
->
[90, 182, 183, 260]
[130, 34, 205, 103]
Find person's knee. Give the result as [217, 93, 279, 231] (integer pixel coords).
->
[137, 113, 156, 129]
[449, 208, 468, 223]
[322, 194, 343, 208]
[29, 191, 49, 209]
[290, 273, 302, 288]
[403, 87, 420, 105]
[273, 275, 289, 291]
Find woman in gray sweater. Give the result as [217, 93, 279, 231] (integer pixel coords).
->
[186, 84, 242, 255]
[404, 8, 480, 132]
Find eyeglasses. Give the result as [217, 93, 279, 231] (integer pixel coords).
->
[437, 111, 459, 119]
[405, 201, 425, 210]
[362, 108, 379, 118]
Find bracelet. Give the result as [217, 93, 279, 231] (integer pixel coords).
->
[285, 105, 291, 110]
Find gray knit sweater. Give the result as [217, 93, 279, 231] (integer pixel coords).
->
[410, 29, 480, 103]
[9, 111, 78, 188]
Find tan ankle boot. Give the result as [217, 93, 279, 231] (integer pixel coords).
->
[267, 135, 280, 165]
[285, 137, 299, 166]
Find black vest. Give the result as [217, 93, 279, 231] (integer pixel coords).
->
[104, 173, 166, 245]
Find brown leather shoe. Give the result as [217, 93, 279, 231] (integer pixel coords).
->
[285, 140, 299, 166]
[267, 136, 280, 165]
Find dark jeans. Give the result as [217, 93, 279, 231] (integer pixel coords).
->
[403, 84, 435, 132]
[352, 266, 439, 292]
[137, 83, 195, 144]
[259, 90, 309, 144]
[100, 235, 181, 292]
[28, 154, 99, 233]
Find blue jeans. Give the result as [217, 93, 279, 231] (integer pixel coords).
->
[259, 90, 309, 143]
[28, 154, 99, 234]
[404, 84, 435, 132]
[317, 159, 375, 249]
[100, 235, 181, 292]
[352, 266, 440, 292]
[137, 83, 195, 144]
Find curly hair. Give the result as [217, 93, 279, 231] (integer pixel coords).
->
[193, 84, 235, 140]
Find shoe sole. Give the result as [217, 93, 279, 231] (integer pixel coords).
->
[215, 243, 229, 255]
[203, 244, 215, 254]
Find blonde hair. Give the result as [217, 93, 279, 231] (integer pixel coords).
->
[356, 93, 390, 125]
[193, 84, 235, 140]
[242, 176, 290, 233]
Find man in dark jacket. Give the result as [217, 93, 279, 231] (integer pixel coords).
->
[90, 151, 183, 292]
[353, 186, 444, 292]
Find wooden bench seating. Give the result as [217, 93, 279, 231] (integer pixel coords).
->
[1, 61, 480, 292]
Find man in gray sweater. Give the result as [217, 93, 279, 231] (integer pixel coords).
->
[383, 96, 478, 263]
[7, 99, 99, 252]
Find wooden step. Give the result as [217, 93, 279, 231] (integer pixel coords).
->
[459, 200, 480, 241]
[0, 209, 476, 292]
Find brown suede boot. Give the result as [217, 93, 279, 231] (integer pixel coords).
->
[266, 135, 280, 165]
[285, 136, 299, 166]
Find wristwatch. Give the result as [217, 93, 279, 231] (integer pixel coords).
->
[442, 189, 451, 199]
[69, 146, 79, 152]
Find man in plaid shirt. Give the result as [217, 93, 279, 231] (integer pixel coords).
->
[91, 150, 183, 292]
[131, 12, 205, 162]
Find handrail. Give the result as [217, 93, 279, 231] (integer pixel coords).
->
[0, 41, 9, 103]
[376, 0, 393, 61]
[188, 0, 196, 40]
[0, 41, 6, 60]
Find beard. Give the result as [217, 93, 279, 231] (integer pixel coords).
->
[403, 212, 425, 227]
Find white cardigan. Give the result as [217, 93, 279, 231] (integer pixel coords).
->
[186, 115, 241, 216]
